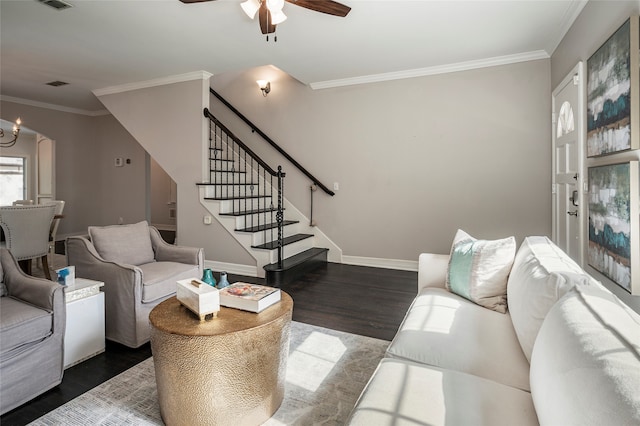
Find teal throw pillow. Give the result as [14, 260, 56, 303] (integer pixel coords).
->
[446, 229, 516, 313]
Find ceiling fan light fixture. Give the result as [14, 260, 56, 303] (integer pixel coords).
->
[270, 10, 287, 25]
[241, 0, 260, 19]
[266, 0, 285, 12]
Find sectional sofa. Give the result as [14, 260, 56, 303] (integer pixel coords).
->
[347, 233, 640, 425]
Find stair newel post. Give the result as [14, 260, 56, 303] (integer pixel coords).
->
[209, 116, 215, 193]
[276, 166, 285, 269]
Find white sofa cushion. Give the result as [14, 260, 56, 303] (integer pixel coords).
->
[347, 358, 538, 426]
[89, 221, 155, 267]
[530, 285, 640, 425]
[418, 253, 449, 291]
[446, 229, 516, 313]
[387, 287, 531, 391]
[507, 236, 590, 362]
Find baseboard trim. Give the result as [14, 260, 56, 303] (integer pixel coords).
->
[56, 231, 87, 241]
[204, 260, 258, 277]
[341, 256, 418, 272]
[151, 223, 177, 232]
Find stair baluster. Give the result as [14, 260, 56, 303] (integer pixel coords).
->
[201, 108, 328, 286]
[204, 109, 283, 263]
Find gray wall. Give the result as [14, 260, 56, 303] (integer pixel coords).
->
[551, 0, 640, 310]
[211, 59, 552, 260]
[6, 57, 552, 269]
[150, 157, 176, 228]
[0, 100, 148, 237]
[96, 77, 254, 266]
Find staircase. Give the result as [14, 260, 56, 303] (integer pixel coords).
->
[197, 108, 334, 286]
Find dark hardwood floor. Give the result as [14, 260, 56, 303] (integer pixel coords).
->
[1, 262, 417, 426]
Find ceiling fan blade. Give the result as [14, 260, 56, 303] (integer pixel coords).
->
[179, 0, 216, 3]
[285, 0, 351, 17]
[259, 1, 277, 34]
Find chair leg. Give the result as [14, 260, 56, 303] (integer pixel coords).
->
[18, 259, 30, 275]
[41, 255, 52, 280]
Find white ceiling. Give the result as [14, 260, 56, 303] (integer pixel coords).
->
[0, 0, 586, 113]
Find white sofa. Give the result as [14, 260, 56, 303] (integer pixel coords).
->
[347, 236, 640, 425]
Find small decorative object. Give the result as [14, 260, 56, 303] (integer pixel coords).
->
[218, 271, 230, 289]
[201, 268, 216, 287]
[176, 278, 220, 321]
[55, 266, 75, 286]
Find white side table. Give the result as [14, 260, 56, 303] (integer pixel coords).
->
[63, 278, 106, 369]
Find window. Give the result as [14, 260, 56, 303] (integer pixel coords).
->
[556, 101, 575, 138]
[0, 156, 26, 206]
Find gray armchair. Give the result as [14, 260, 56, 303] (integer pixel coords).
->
[66, 221, 204, 348]
[0, 248, 66, 415]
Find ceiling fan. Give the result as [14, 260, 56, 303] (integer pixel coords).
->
[179, 0, 351, 36]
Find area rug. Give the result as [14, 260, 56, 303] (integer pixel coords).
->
[29, 321, 389, 426]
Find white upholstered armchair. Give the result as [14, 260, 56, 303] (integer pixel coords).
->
[66, 221, 204, 348]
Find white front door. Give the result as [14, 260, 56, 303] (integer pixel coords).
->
[552, 62, 585, 265]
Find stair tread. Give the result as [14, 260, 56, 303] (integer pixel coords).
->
[198, 182, 260, 186]
[264, 247, 329, 272]
[209, 170, 246, 174]
[252, 233, 313, 250]
[204, 195, 271, 201]
[209, 158, 235, 162]
[236, 220, 298, 233]
[219, 207, 282, 216]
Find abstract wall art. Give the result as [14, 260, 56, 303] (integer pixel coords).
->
[586, 18, 639, 157]
[588, 161, 639, 294]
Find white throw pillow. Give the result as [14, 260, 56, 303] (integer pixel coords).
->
[445, 229, 516, 313]
[530, 285, 640, 425]
[89, 220, 155, 266]
[507, 236, 590, 362]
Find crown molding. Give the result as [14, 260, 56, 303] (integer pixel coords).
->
[0, 95, 109, 116]
[309, 50, 550, 90]
[547, 0, 588, 55]
[93, 71, 213, 97]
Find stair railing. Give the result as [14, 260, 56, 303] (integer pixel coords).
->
[210, 88, 335, 203]
[203, 108, 285, 268]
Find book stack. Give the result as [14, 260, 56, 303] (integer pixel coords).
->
[219, 283, 281, 313]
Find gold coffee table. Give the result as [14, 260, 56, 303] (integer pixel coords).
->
[149, 292, 293, 426]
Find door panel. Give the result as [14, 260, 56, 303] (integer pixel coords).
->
[36, 136, 55, 204]
[552, 63, 584, 265]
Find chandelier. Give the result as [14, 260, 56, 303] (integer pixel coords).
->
[0, 118, 21, 148]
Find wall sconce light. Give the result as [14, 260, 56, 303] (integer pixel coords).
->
[257, 80, 271, 97]
[0, 117, 22, 148]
